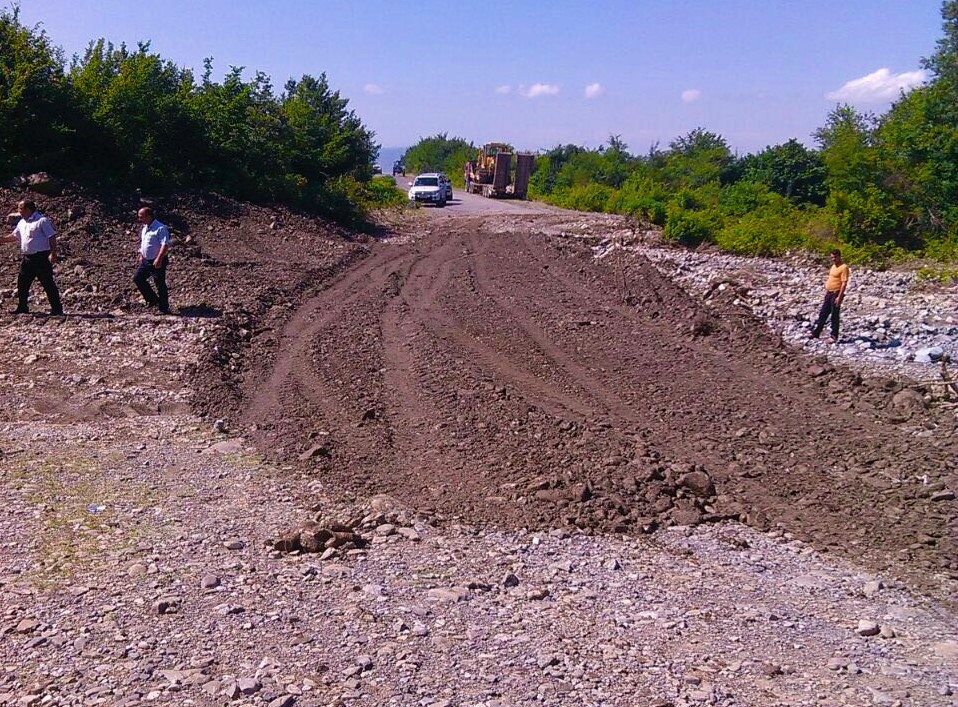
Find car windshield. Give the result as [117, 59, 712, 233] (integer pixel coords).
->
[415, 177, 439, 187]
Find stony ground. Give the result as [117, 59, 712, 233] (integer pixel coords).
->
[0, 190, 956, 706]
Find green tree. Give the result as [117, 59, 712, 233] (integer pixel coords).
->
[0, 7, 74, 174]
[402, 134, 474, 184]
[69, 39, 201, 187]
[740, 139, 827, 205]
[922, 0, 958, 84]
[663, 128, 734, 188]
[188, 64, 288, 198]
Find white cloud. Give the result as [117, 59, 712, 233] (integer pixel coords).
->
[584, 83, 604, 99]
[495, 84, 512, 94]
[826, 67, 927, 103]
[681, 89, 701, 103]
[520, 83, 560, 98]
[363, 83, 384, 95]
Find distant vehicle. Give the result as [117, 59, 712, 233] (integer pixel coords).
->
[437, 172, 453, 201]
[372, 163, 383, 175]
[465, 143, 534, 199]
[408, 173, 447, 207]
[392, 160, 406, 176]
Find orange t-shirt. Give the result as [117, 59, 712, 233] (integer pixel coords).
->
[825, 263, 850, 292]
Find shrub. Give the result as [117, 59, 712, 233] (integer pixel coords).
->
[363, 175, 406, 208]
[715, 200, 811, 256]
[663, 207, 720, 246]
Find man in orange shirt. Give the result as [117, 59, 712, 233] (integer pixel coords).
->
[810, 249, 850, 343]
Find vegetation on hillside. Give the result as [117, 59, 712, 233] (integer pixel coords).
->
[529, 2, 958, 263]
[0, 8, 383, 222]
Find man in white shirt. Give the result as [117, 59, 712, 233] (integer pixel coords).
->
[134, 206, 172, 314]
[0, 199, 63, 315]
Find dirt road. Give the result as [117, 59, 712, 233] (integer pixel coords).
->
[237, 207, 957, 599]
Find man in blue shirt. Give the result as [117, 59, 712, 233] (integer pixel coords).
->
[134, 206, 172, 314]
[0, 199, 63, 315]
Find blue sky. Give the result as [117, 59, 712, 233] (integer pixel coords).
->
[16, 0, 944, 155]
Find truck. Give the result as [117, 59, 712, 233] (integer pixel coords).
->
[465, 143, 534, 199]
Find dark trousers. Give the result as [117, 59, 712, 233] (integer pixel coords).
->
[134, 258, 169, 312]
[812, 291, 841, 339]
[17, 251, 62, 314]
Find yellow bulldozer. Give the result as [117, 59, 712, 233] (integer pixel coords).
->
[465, 143, 534, 199]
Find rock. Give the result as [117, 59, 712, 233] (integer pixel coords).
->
[374, 523, 396, 536]
[862, 580, 884, 598]
[537, 654, 559, 669]
[856, 619, 880, 637]
[931, 490, 955, 502]
[298, 443, 330, 460]
[5, 212, 18, 228]
[677, 470, 715, 497]
[128, 563, 148, 578]
[204, 439, 244, 455]
[890, 388, 925, 410]
[395, 526, 421, 541]
[826, 657, 847, 671]
[201, 574, 221, 589]
[427, 587, 470, 603]
[298, 523, 334, 553]
[503, 573, 520, 588]
[18, 172, 59, 195]
[153, 598, 179, 615]
[223, 539, 246, 551]
[914, 346, 944, 363]
[269, 697, 296, 707]
[15, 619, 39, 634]
[213, 419, 228, 433]
[880, 625, 896, 639]
[237, 677, 261, 695]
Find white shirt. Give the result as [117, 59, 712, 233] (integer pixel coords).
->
[15, 212, 56, 254]
[140, 219, 171, 259]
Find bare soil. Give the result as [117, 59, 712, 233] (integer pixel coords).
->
[2, 186, 955, 601]
[220, 210, 956, 602]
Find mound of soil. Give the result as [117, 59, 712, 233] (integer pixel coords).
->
[224, 213, 957, 600]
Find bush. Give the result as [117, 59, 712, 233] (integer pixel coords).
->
[715, 200, 812, 256]
[663, 207, 720, 246]
[363, 175, 406, 208]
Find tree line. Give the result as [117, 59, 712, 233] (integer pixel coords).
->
[531, 3, 958, 264]
[0, 8, 382, 222]
[405, 3, 958, 264]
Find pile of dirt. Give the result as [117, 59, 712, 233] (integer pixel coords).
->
[227, 213, 957, 601]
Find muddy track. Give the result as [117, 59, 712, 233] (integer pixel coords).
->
[239, 214, 957, 599]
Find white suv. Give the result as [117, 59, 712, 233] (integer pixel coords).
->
[408, 173, 448, 207]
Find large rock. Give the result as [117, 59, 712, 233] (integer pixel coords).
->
[17, 172, 59, 195]
[890, 388, 925, 411]
[677, 469, 715, 497]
